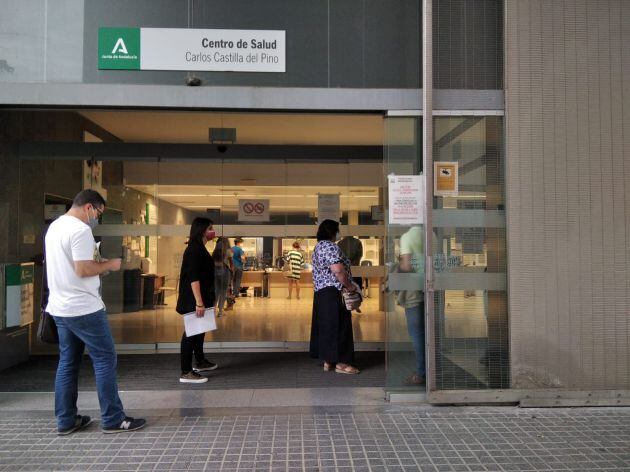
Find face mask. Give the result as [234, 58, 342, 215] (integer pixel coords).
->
[205, 230, 216, 241]
[86, 206, 99, 229]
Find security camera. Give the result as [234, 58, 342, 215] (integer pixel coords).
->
[217, 145, 228, 153]
[185, 75, 202, 86]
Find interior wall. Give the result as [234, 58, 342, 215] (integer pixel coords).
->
[506, 0, 630, 389]
[0, 111, 119, 263]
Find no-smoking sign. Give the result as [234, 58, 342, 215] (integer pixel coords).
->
[238, 199, 270, 222]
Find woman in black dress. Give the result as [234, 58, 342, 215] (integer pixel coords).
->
[176, 217, 219, 384]
[309, 219, 361, 374]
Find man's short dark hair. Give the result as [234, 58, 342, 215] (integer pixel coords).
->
[234, 237, 244, 244]
[316, 219, 339, 242]
[72, 189, 106, 208]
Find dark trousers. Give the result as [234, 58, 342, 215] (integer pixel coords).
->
[181, 332, 205, 373]
[309, 286, 355, 364]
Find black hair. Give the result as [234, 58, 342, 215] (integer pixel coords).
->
[234, 237, 243, 244]
[72, 189, 106, 209]
[316, 219, 339, 242]
[187, 217, 213, 245]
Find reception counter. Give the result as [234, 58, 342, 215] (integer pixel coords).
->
[240, 266, 386, 308]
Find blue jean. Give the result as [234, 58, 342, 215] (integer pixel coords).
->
[405, 303, 426, 377]
[214, 266, 230, 314]
[232, 267, 243, 297]
[52, 309, 126, 430]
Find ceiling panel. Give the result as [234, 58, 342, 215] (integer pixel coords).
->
[81, 110, 385, 145]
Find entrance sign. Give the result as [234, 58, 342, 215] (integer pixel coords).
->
[317, 194, 340, 224]
[388, 175, 424, 225]
[238, 199, 270, 222]
[98, 27, 286, 72]
[434, 162, 459, 197]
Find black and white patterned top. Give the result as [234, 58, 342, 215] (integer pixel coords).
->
[312, 240, 352, 292]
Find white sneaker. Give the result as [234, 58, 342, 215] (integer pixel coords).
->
[180, 371, 208, 383]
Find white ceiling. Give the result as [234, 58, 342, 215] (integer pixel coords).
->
[81, 110, 386, 145]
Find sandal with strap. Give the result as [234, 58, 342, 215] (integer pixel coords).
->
[335, 364, 360, 375]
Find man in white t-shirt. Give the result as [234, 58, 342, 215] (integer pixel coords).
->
[45, 189, 146, 435]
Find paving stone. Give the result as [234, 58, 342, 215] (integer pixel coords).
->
[1, 407, 630, 471]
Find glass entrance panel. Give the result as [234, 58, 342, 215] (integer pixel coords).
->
[20, 157, 86, 353]
[151, 157, 387, 346]
[432, 116, 508, 389]
[383, 116, 427, 391]
[28, 152, 389, 349]
[94, 160, 160, 347]
[20, 154, 161, 348]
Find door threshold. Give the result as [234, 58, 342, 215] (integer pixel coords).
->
[114, 341, 385, 353]
[386, 390, 427, 403]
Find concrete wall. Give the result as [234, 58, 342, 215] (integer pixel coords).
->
[506, 0, 630, 389]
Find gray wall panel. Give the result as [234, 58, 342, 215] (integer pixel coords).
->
[329, 0, 364, 88]
[0, 0, 46, 82]
[433, 0, 503, 89]
[82, 0, 420, 88]
[363, 0, 421, 88]
[506, 0, 630, 390]
[46, 0, 84, 82]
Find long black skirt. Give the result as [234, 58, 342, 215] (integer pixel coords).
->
[309, 286, 355, 364]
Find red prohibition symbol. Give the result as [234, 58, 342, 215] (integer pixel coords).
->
[243, 202, 254, 214]
[254, 202, 265, 214]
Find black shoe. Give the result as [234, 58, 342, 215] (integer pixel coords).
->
[102, 417, 146, 434]
[58, 415, 92, 436]
[193, 359, 218, 373]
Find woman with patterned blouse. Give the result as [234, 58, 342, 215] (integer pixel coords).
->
[309, 219, 361, 374]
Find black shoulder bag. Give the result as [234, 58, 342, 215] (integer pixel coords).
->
[36, 260, 58, 344]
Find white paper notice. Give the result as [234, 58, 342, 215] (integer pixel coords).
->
[317, 194, 341, 224]
[388, 175, 425, 225]
[183, 308, 217, 337]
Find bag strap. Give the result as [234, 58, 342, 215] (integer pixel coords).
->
[39, 256, 48, 312]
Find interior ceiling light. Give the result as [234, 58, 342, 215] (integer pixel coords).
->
[158, 194, 377, 199]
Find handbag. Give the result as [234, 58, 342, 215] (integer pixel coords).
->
[37, 309, 58, 344]
[36, 260, 58, 344]
[342, 281, 363, 312]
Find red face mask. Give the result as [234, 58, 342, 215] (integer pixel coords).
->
[205, 230, 216, 241]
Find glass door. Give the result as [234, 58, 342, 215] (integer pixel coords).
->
[92, 159, 160, 349]
[383, 114, 427, 393]
[431, 116, 509, 390]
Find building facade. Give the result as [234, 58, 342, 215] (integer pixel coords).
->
[0, 0, 628, 405]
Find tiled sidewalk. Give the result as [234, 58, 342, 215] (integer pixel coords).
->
[1, 406, 629, 471]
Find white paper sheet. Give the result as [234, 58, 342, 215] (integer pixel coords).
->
[183, 308, 217, 337]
